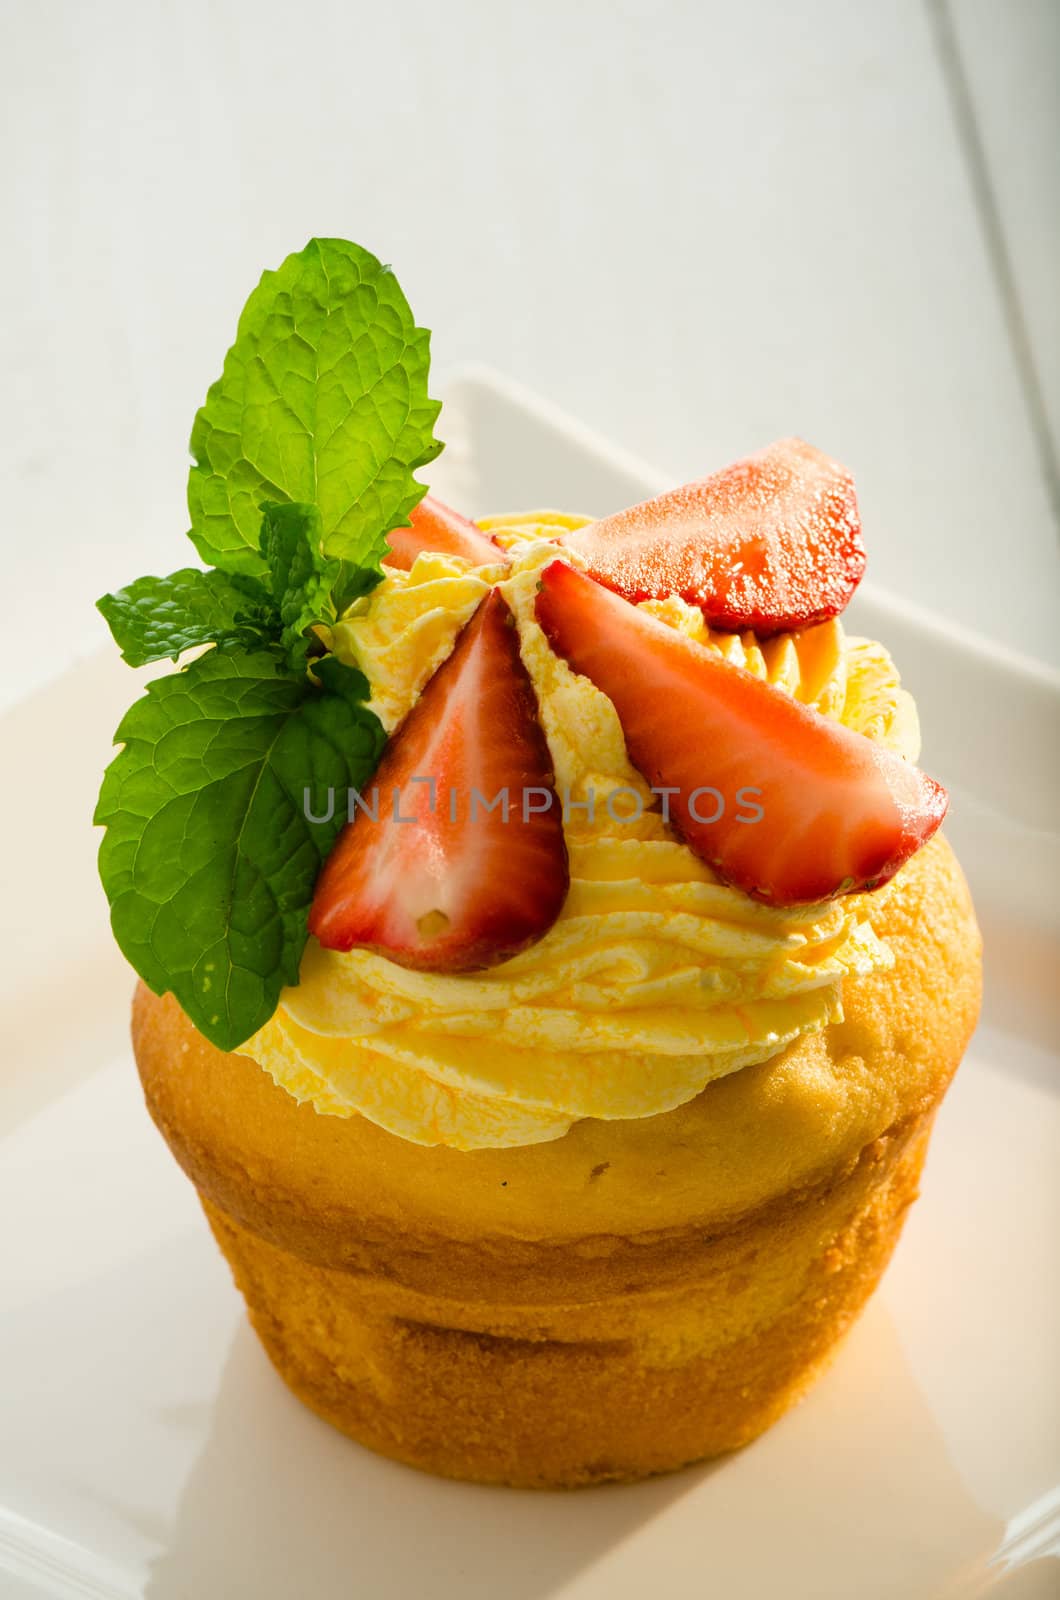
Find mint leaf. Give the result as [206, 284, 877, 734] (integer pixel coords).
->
[188, 237, 443, 578]
[312, 652, 373, 705]
[97, 568, 276, 667]
[259, 501, 343, 668]
[95, 648, 385, 1050]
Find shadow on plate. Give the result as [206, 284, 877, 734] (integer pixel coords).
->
[144, 1296, 1010, 1600]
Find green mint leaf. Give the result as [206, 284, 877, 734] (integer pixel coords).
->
[331, 559, 386, 616]
[97, 569, 276, 667]
[95, 648, 385, 1050]
[312, 652, 373, 705]
[188, 237, 443, 578]
[259, 501, 342, 668]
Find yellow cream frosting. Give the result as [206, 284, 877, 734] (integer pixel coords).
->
[248, 512, 919, 1150]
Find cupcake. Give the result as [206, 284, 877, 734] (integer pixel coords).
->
[97, 239, 981, 1488]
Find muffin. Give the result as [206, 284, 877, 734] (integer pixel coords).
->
[96, 237, 981, 1491]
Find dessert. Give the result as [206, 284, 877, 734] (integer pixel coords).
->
[97, 238, 982, 1488]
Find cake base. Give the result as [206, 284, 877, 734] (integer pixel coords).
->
[135, 835, 981, 1488]
[199, 1110, 932, 1488]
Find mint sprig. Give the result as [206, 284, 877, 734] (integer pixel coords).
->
[95, 237, 442, 1049]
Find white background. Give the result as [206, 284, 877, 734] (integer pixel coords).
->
[2, 0, 1058, 714]
[0, 8, 1058, 1592]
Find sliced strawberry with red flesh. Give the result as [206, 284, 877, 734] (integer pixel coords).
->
[310, 587, 567, 968]
[534, 561, 946, 904]
[561, 438, 865, 636]
[383, 494, 508, 571]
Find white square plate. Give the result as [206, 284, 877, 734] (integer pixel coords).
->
[2, 371, 1058, 1599]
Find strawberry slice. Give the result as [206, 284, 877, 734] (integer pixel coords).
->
[535, 561, 946, 904]
[561, 438, 865, 636]
[384, 494, 507, 571]
[310, 587, 568, 968]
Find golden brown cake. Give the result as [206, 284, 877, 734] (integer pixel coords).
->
[133, 832, 980, 1488]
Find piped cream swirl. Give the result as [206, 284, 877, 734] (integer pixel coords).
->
[248, 513, 918, 1149]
